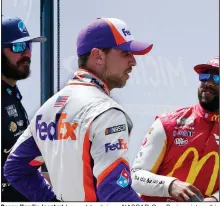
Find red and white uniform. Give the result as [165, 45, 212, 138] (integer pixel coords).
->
[132, 104, 219, 201]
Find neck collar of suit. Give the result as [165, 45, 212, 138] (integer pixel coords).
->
[68, 69, 110, 95]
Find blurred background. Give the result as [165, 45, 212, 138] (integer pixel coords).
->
[2, 0, 219, 163]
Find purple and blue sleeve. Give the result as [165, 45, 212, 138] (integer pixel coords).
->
[4, 136, 56, 201]
[96, 162, 143, 202]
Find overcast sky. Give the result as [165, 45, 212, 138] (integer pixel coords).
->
[2, 0, 219, 163]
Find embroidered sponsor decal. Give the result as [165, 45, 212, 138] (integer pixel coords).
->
[136, 151, 143, 159]
[147, 127, 154, 135]
[105, 139, 127, 152]
[141, 137, 148, 146]
[54, 96, 69, 107]
[17, 120, 24, 127]
[177, 117, 194, 125]
[6, 88, 12, 95]
[187, 131, 194, 137]
[173, 130, 194, 137]
[214, 134, 219, 145]
[174, 137, 188, 146]
[134, 174, 165, 185]
[105, 124, 126, 135]
[122, 28, 131, 36]
[8, 122, 17, 132]
[18, 21, 27, 33]
[6, 105, 18, 117]
[116, 169, 130, 188]
[36, 113, 78, 140]
[211, 115, 219, 122]
[91, 78, 104, 90]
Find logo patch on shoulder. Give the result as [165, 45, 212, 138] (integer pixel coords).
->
[116, 169, 130, 188]
[105, 124, 126, 135]
[54, 96, 69, 107]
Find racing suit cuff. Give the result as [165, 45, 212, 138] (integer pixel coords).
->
[164, 176, 177, 197]
[211, 191, 219, 201]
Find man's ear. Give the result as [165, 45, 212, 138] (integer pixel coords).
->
[90, 48, 105, 65]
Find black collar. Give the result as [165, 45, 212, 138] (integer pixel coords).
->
[2, 80, 23, 101]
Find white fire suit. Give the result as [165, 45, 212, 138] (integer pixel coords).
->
[4, 69, 142, 202]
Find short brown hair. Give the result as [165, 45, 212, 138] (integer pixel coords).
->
[78, 48, 111, 68]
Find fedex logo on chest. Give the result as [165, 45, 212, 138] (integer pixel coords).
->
[36, 113, 78, 141]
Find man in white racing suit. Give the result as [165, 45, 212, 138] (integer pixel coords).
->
[4, 18, 153, 201]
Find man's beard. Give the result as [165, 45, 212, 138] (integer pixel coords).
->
[2, 53, 31, 80]
[104, 72, 126, 89]
[101, 66, 131, 90]
[198, 89, 219, 111]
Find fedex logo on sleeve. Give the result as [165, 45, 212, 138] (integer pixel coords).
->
[36, 113, 78, 141]
[105, 139, 128, 152]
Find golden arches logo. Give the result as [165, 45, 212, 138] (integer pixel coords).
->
[167, 147, 219, 196]
[211, 115, 219, 122]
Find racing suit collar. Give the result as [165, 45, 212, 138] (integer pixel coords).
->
[2, 80, 23, 101]
[68, 69, 110, 95]
[195, 103, 219, 122]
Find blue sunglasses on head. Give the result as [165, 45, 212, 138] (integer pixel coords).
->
[199, 73, 219, 85]
[3, 41, 32, 53]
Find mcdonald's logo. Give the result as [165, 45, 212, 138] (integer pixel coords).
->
[167, 147, 219, 196]
[211, 115, 219, 122]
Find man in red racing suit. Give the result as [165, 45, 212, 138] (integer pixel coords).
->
[132, 57, 219, 202]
